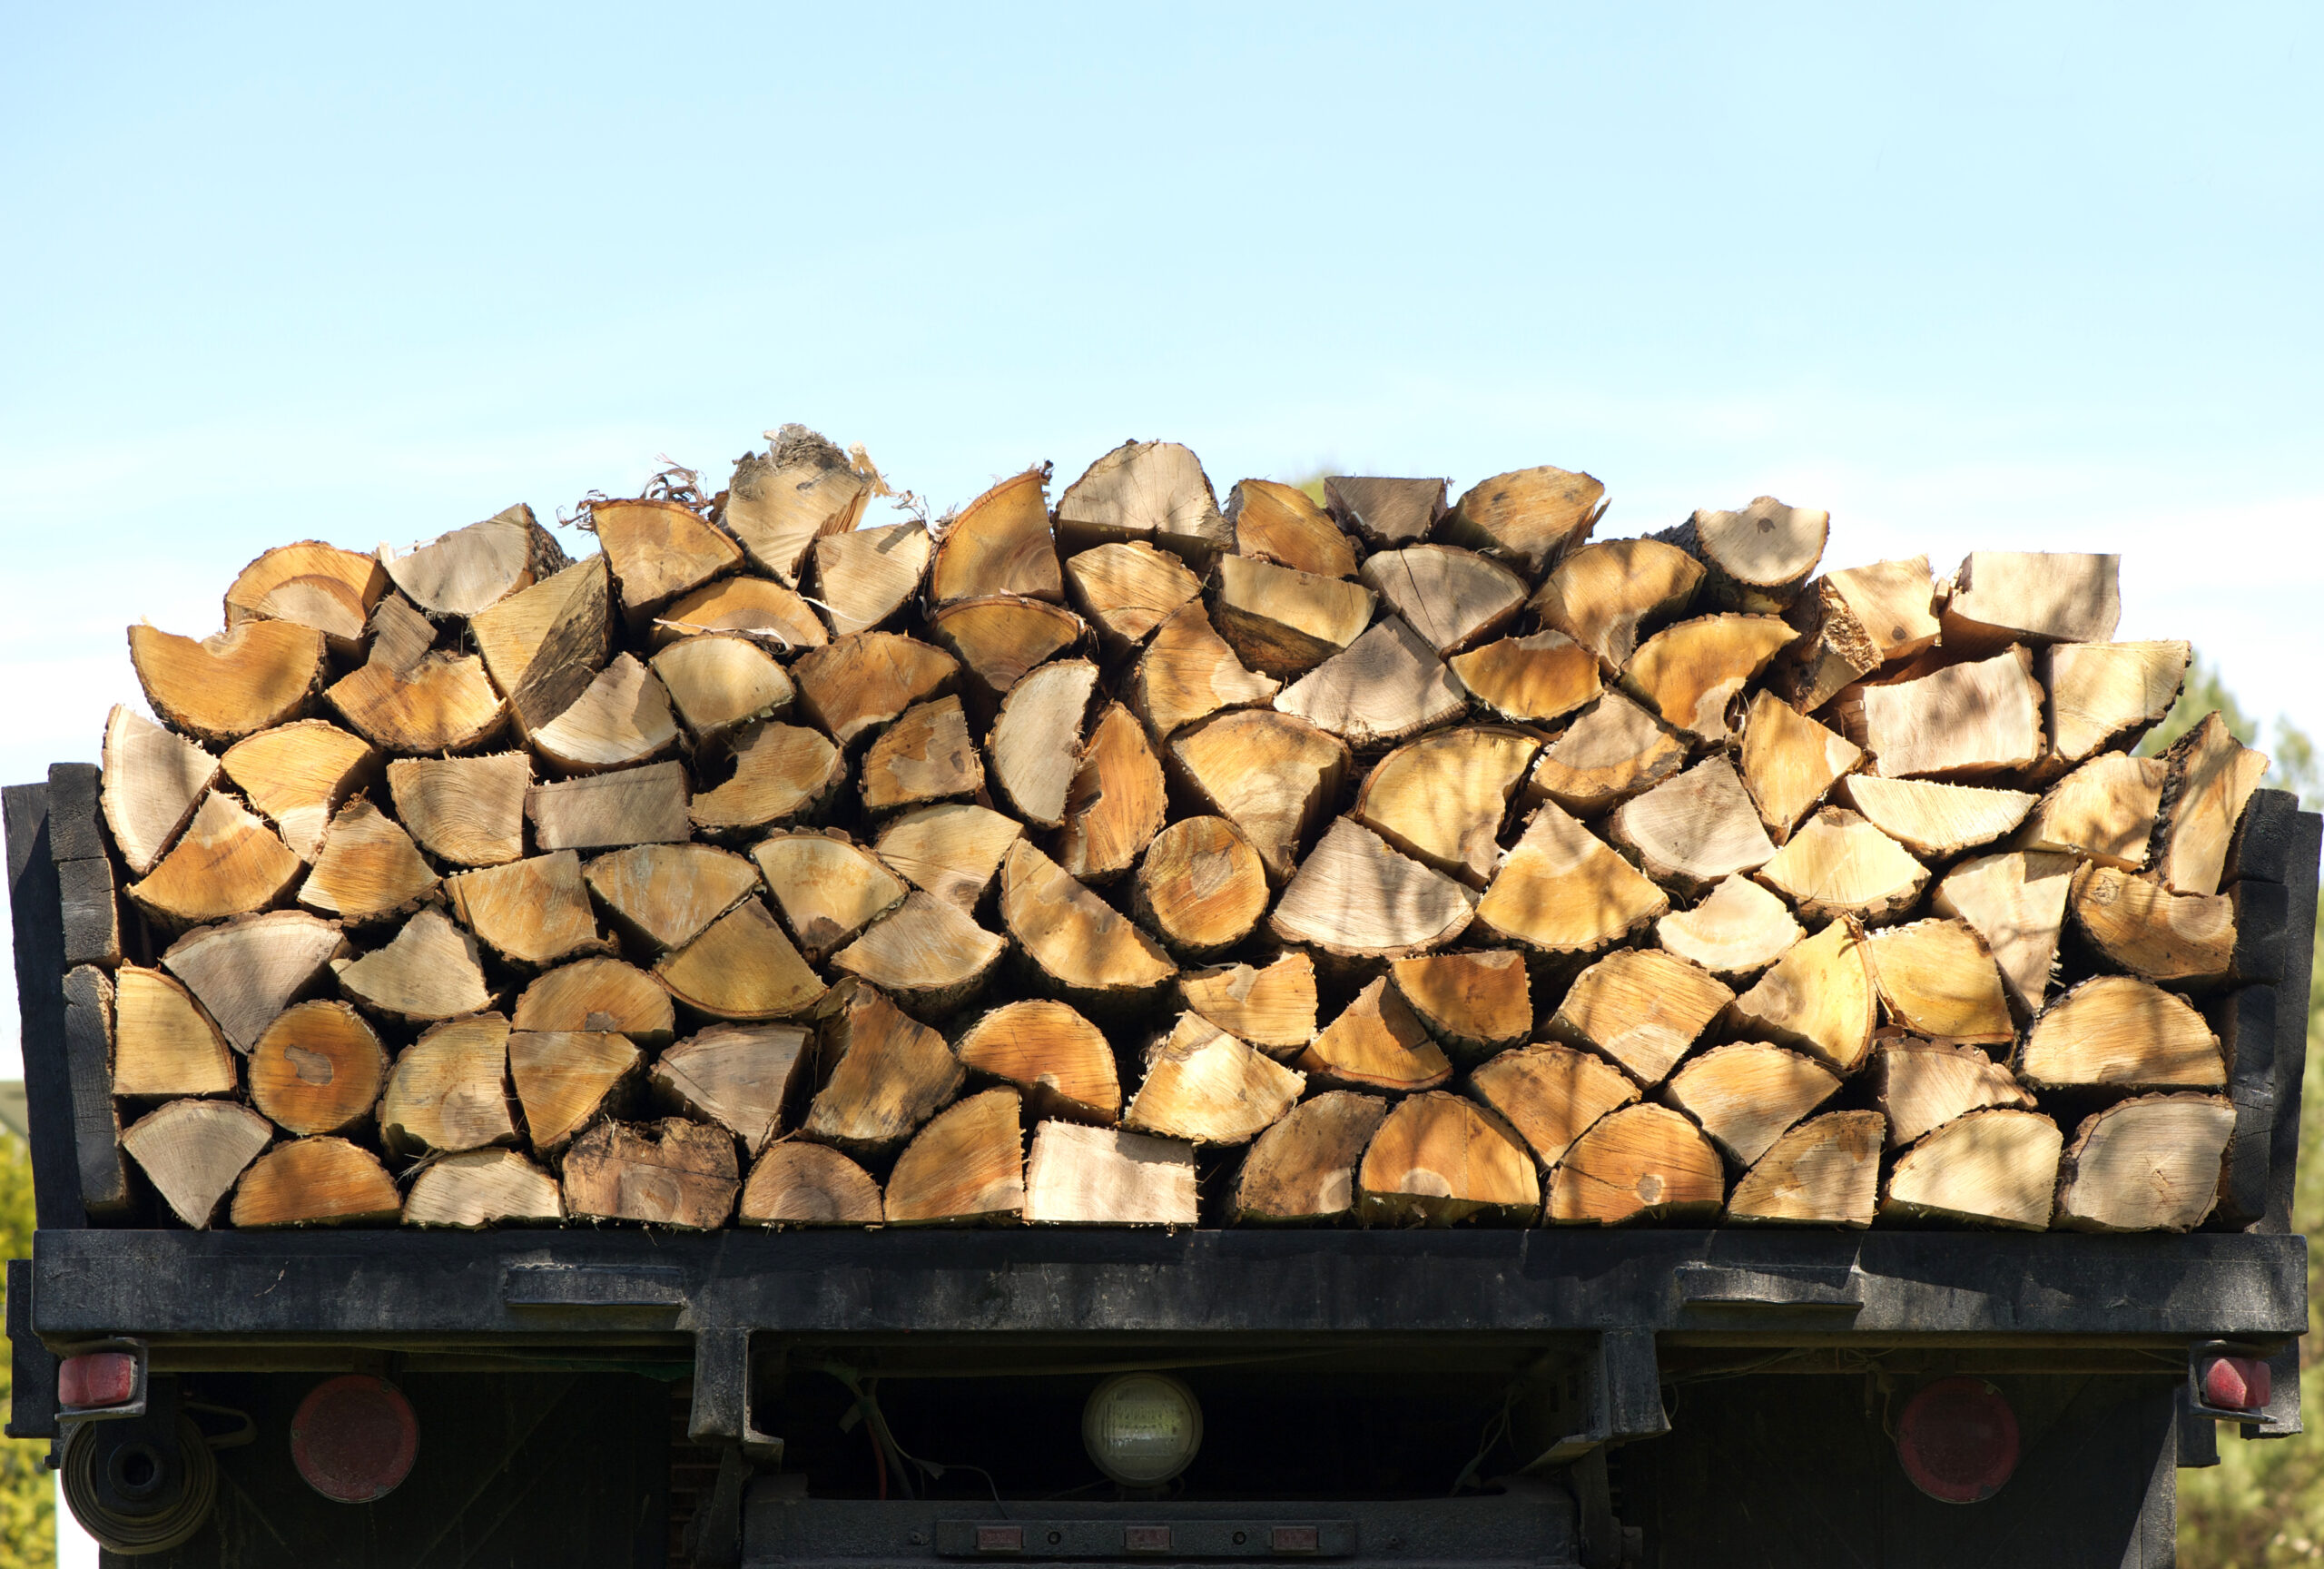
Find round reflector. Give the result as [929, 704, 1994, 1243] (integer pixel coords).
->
[1896, 1377, 2019, 1504]
[291, 1376, 419, 1503]
[1082, 1374, 1202, 1487]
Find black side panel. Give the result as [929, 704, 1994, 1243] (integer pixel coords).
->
[1623, 1374, 2178, 1569]
[128, 1372, 668, 1569]
[5, 782, 85, 1231]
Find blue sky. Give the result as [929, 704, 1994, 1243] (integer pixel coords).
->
[3, 3, 2320, 1086]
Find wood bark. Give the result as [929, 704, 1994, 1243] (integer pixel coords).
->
[1447, 631, 1602, 725]
[387, 752, 530, 866]
[1778, 558, 1938, 709]
[1296, 976, 1452, 1094]
[1545, 1104, 1726, 1225]
[1439, 464, 1605, 578]
[379, 1013, 516, 1155]
[1880, 1109, 2062, 1229]
[1467, 1043, 1638, 1169]
[1266, 817, 1476, 961]
[1724, 917, 1877, 1074]
[1654, 876, 1803, 982]
[884, 1088, 1027, 1224]
[1167, 709, 1347, 881]
[230, 1137, 400, 1228]
[562, 1117, 740, 1229]
[1025, 1122, 1199, 1225]
[800, 984, 964, 1154]
[121, 1099, 273, 1229]
[2017, 974, 2223, 1090]
[1234, 1091, 1390, 1222]
[220, 720, 381, 863]
[1546, 949, 1735, 1086]
[1473, 800, 1669, 956]
[1357, 1093, 1540, 1226]
[2053, 1093, 2233, 1233]
[931, 467, 1062, 604]
[250, 1000, 390, 1137]
[1124, 1014, 1305, 1145]
[1133, 815, 1270, 958]
[1228, 479, 1357, 578]
[738, 1142, 883, 1227]
[1726, 1110, 1883, 1227]
[650, 1021, 812, 1156]
[1662, 1042, 1840, 1166]
[1873, 1038, 2037, 1148]
[954, 999, 1122, 1124]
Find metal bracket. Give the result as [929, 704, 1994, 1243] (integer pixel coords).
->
[5, 1260, 57, 1440]
[688, 1327, 785, 1464]
[1518, 1328, 1667, 1469]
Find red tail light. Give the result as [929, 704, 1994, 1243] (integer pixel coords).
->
[1896, 1377, 2020, 1505]
[291, 1376, 419, 1503]
[2201, 1355, 2272, 1413]
[56, 1351, 137, 1410]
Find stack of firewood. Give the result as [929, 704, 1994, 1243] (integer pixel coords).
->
[74, 426, 2273, 1233]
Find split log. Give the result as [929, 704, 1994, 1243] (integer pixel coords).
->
[1208, 557, 1376, 679]
[989, 658, 1098, 827]
[1234, 1091, 1390, 1222]
[2069, 863, 2235, 985]
[387, 753, 530, 866]
[1267, 818, 1476, 962]
[382, 507, 561, 617]
[1025, 1122, 1199, 1225]
[1134, 816, 1269, 959]
[160, 910, 346, 1053]
[1389, 950, 1531, 1060]
[468, 558, 612, 737]
[811, 521, 933, 636]
[1725, 918, 1877, 1074]
[1864, 919, 2014, 1043]
[219, 721, 380, 864]
[2043, 640, 2190, 765]
[829, 891, 1008, 1018]
[1000, 841, 1177, 1004]
[657, 575, 829, 652]
[230, 1137, 400, 1228]
[954, 999, 1122, 1123]
[1177, 953, 1318, 1055]
[1663, 1043, 1840, 1166]
[1273, 617, 1469, 749]
[1124, 1015, 1305, 1144]
[655, 899, 825, 1021]
[931, 467, 1062, 604]
[121, 1100, 272, 1229]
[1825, 556, 1941, 663]
[2053, 1094, 2234, 1233]
[1738, 691, 1863, 838]
[1861, 646, 2045, 779]
[1439, 464, 1605, 578]
[792, 632, 960, 747]
[1446, 632, 1602, 725]
[298, 798, 438, 925]
[509, 1031, 642, 1154]
[125, 792, 301, 928]
[1295, 976, 1452, 1094]
[1546, 949, 1734, 1086]
[860, 696, 983, 814]
[651, 1022, 812, 1156]
[1880, 1109, 2062, 1229]
[2013, 753, 2166, 869]
[510, 956, 674, 1043]
[800, 985, 964, 1154]
[689, 724, 843, 837]
[103, 706, 221, 875]
[333, 907, 493, 1022]
[738, 1143, 883, 1227]
[1474, 800, 1669, 957]
[1358, 545, 1525, 656]
[589, 498, 743, 618]
[2154, 711, 2270, 896]
[113, 966, 236, 1099]
[225, 540, 387, 649]
[872, 804, 1022, 913]
[752, 832, 906, 962]
[924, 597, 1086, 708]
[584, 843, 760, 952]
[1524, 692, 1687, 815]
[366, 593, 437, 675]
[1726, 1111, 1883, 1227]
[1659, 497, 1828, 612]
[445, 851, 605, 966]
[1062, 542, 1204, 647]
[1357, 1093, 1540, 1226]
[2017, 975, 2222, 1090]
[1168, 709, 1348, 880]
[1755, 807, 1928, 924]
[528, 654, 678, 774]
[1545, 1104, 1725, 1225]
[1057, 704, 1167, 882]
[1227, 479, 1357, 578]
[884, 1088, 1027, 1224]
[1832, 775, 2035, 859]
[1778, 558, 1942, 711]
[1610, 756, 1778, 897]
[378, 1014, 515, 1154]
[1322, 475, 1446, 550]
[651, 636, 794, 747]
[1529, 538, 1702, 669]
[326, 648, 506, 755]
[1620, 614, 1797, 741]
[1055, 441, 1228, 558]
[1131, 601, 1282, 739]
[1655, 877, 1803, 982]
[1467, 1044, 1638, 1169]
[128, 620, 325, 744]
[1874, 1038, 2037, 1148]
[1931, 851, 2075, 1017]
[405, 1150, 565, 1228]
[1945, 550, 2121, 645]
[563, 1117, 740, 1229]
[722, 427, 872, 585]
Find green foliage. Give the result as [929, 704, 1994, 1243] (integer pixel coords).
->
[0, 1132, 52, 1568]
[2142, 656, 2259, 756]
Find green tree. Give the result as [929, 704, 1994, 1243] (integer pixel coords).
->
[0, 1131, 54, 1567]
